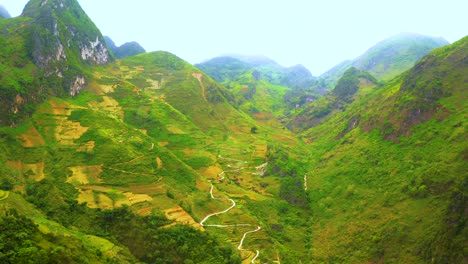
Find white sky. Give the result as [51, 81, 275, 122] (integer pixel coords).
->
[2, 0, 467, 75]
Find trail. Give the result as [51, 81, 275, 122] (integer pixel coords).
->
[200, 161, 263, 263]
[199, 182, 236, 226]
[304, 174, 308, 191]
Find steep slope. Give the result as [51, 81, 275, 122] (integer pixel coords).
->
[104, 36, 146, 59]
[301, 36, 467, 263]
[197, 55, 320, 121]
[120, 51, 254, 135]
[289, 67, 377, 131]
[0, 0, 111, 126]
[0, 5, 11, 18]
[1, 1, 308, 261]
[321, 33, 449, 89]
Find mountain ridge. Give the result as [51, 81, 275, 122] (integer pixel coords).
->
[104, 36, 146, 59]
[0, 0, 466, 263]
[320, 33, 449, 89]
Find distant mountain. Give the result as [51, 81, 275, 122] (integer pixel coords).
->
[321, 33, 449, 89]
[1, 0, 466, 262]
[289, 67, 377, 131]
[0, 5, 11, 18]
[104, 36, 146, 59]
[197, 55, 316, 90]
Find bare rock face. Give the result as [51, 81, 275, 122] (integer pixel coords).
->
[23, 0, 112, 95]
[81, 36, 110, 64]
[70, 75, 86, 96]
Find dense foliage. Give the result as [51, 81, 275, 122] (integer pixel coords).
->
[0, 0, 465, 263]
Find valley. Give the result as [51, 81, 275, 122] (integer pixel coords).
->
[0, 0, 466, 263]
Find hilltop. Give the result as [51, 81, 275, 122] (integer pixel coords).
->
[104, 36, 146, 59]
[320, 33, 449, 89]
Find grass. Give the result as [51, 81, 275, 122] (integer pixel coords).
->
[0, 190, 9, 200]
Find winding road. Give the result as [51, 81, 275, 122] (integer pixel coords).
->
[200, 169, 262, 263]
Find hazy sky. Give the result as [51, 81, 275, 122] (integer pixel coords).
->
[2, 0, 467, 75]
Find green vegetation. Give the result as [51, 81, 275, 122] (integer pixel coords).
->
[299, 37, 467, 263]
[288, 67, 377, 132]
[319, 32, 449, 90]
[0, 0, 465, 263]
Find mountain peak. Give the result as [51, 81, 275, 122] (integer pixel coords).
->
[21, 0, 111, 97]
[23, 0, 78, 17]
[104, 36, 146, 59]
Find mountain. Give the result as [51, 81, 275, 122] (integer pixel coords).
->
[0, 0, 112, 126]
[196, 55, 320, 121]
[0, 2, 305, 263]
[288, 67, 377, 131]
[197, 55, 317, 90]
[299, 36, 467, 262]
[104, 36, 146, 59]
[1, 0, 466, 263]
[0, 5, 11, 18]
[321, 33, 449, 89]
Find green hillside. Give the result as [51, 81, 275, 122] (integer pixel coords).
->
[0, 0, 112, 126]
[288, 67, 378, 132]
[301, 36, 467, 263]
[0, 0, 466, 263]
[196, 56, 323, 122]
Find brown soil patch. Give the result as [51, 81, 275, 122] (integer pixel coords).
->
[97, 193, 114, 210]
[77, 186, 154, 209]
[6, 161, 45, 182]
[253, 111, 274, 120]
[77, 190, 97, 208]
[98, 85, 115, 94]
[192, 72, 206, 100]
[166, 125, 186, 134]
[49, 100, 72, 116]
[18, 125, 45, 147]
[79, 185, 112, 192]
[137, 206, 154, 216]
[156, 157, 163, 169]
[114, 192, 153, 207]
[77, 141, 95, 152]
[67, 165, 103, 185]
[158, 142, 169, 147]
[55, 118, 89, 145]
[253, 144, 268, 159]
[196, 179, 212, 191]
[198, 165, 223, 179]
[23, 163, 45, 182]
[163, 206, 203, 230]
[146, 79, 164, 89]
[88, 96, 123, 119]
